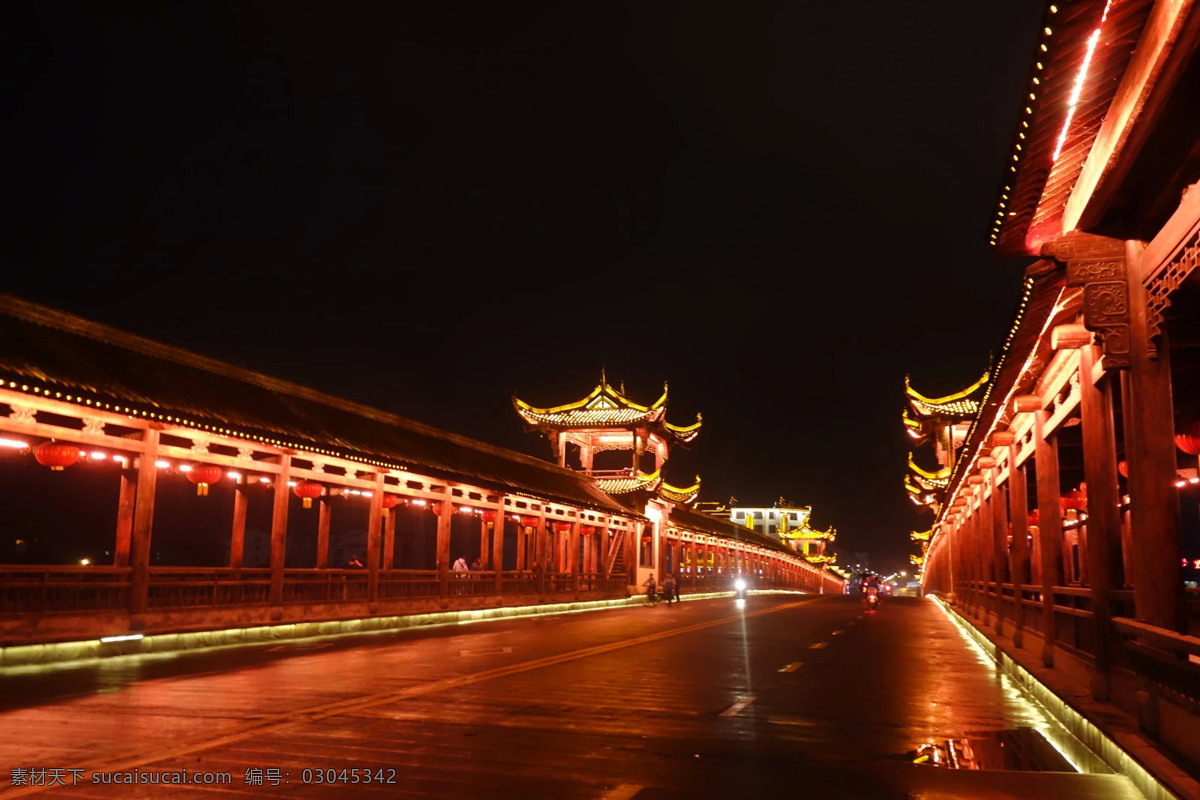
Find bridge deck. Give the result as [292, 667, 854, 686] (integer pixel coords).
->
[0, 594, 1182, 799]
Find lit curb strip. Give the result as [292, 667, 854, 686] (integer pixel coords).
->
[0, 590, 804, 670]
[930, 596, 1180, 800]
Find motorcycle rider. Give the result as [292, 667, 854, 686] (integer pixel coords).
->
[863, 574, 881, 605]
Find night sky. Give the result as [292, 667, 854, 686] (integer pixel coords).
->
[3, 1, 1047, 573]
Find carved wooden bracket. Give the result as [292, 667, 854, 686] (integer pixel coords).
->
[1043, 233, 1130, 369]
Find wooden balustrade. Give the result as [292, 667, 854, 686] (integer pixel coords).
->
[1, 566, 131, 613]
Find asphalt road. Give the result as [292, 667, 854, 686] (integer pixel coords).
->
[0, 594, 1145, 799]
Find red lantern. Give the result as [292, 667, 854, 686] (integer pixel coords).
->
[1027, 509, 1040, 528]
[1176, 420, 1200, 455]
[429, 501, 443, 516]
[381, 494, 399, 516]
[186, 464, 224, 496]
[579, 524, 596, 536]
[553, 521, 572, 533]
[33, 441, 81, 471]
[519, 515, 538, 529]
[481, 510, 498, 525]
[1118, 460, 1129, 478]
[641, 534, 652, 544]
[1061, 487, 1087, 512]
[293, 480, 323, 509]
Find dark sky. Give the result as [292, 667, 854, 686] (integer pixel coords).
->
[2, 1, 1046, 573]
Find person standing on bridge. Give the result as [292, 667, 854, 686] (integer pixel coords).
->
[452, 555, 469, 593]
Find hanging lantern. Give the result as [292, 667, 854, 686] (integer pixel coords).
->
[1176, 420, 1200, 455]
[293, 480, 324, 509]
[553, 521, 572, 533]
[429, 501, 443, 516]
[579, 524, 596, 536]
[186, 464, 224, 496]
[1027, 508, 1040, 528]
[33, 441, 82, 471]
[481, 510, 498, 526]
[519, 515, 538, 529]
[1118, 460, 1129, 478]
[1061, 487, 1087, 512]
[381, 494, 399, 517]
[641, 533, 653, 544]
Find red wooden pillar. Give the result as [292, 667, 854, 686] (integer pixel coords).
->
[1008, 440, 1030, 649]
[128, 428, 160, 619]
[568, 520, 580, 583]
[515, 520, 527, 571]
[366, 473, 383, 605]
[1034, 410, 1063, 667]
[268, 453, 292, 614]
[492, 499, 506, 593]
[315, 496, 331, 569]
[382, 502, 397, 569]
[229, 481, 247, 569]
[1078, 342, 1123, 698]
[436, 495, 452, 597]
[114, 471, 135, 567]
[987, 458, 1009, 635]
[1121, 244, 1187, 632]
[479, 516, 490, 570]
[536, 514, 549, 591]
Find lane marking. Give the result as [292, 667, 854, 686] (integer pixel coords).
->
[265, 642, 332, 652]
[767, 716, 818, 727]
[809, 641, 828, 649]
[460, 647, 512, 657]
[831, 630, 844, 636]
[718, 695, 757, 717]
[2, 599, 817, 798]
[778, 661, 802, 673]
[601, 785, 643, 800]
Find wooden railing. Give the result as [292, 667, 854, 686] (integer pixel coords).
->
[1, 566, 132, 613]
[0, 566, 631, 616]
[956, 580, 1200, 707]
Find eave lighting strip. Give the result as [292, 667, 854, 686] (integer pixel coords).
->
[1053, 1, 1112, 162]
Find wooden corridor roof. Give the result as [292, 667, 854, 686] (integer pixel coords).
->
[668, 504, 805, 558]
[939, 262, 1077, 522]
[991, 0, 1155, 256]
[0, 294, 636, 518]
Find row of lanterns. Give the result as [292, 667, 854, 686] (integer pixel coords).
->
[24, 440, 603, 534]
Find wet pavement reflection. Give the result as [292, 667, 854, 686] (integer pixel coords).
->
[0, 595, 1146, 799]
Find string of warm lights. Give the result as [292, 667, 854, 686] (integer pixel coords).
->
[990, 4, 1061, 247]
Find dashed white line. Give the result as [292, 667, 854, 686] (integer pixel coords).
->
[778, 661, 803, 673]
[718, 695, 757, 717]
[601, 785, 644, 800]
[809, 642, 828, 649]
